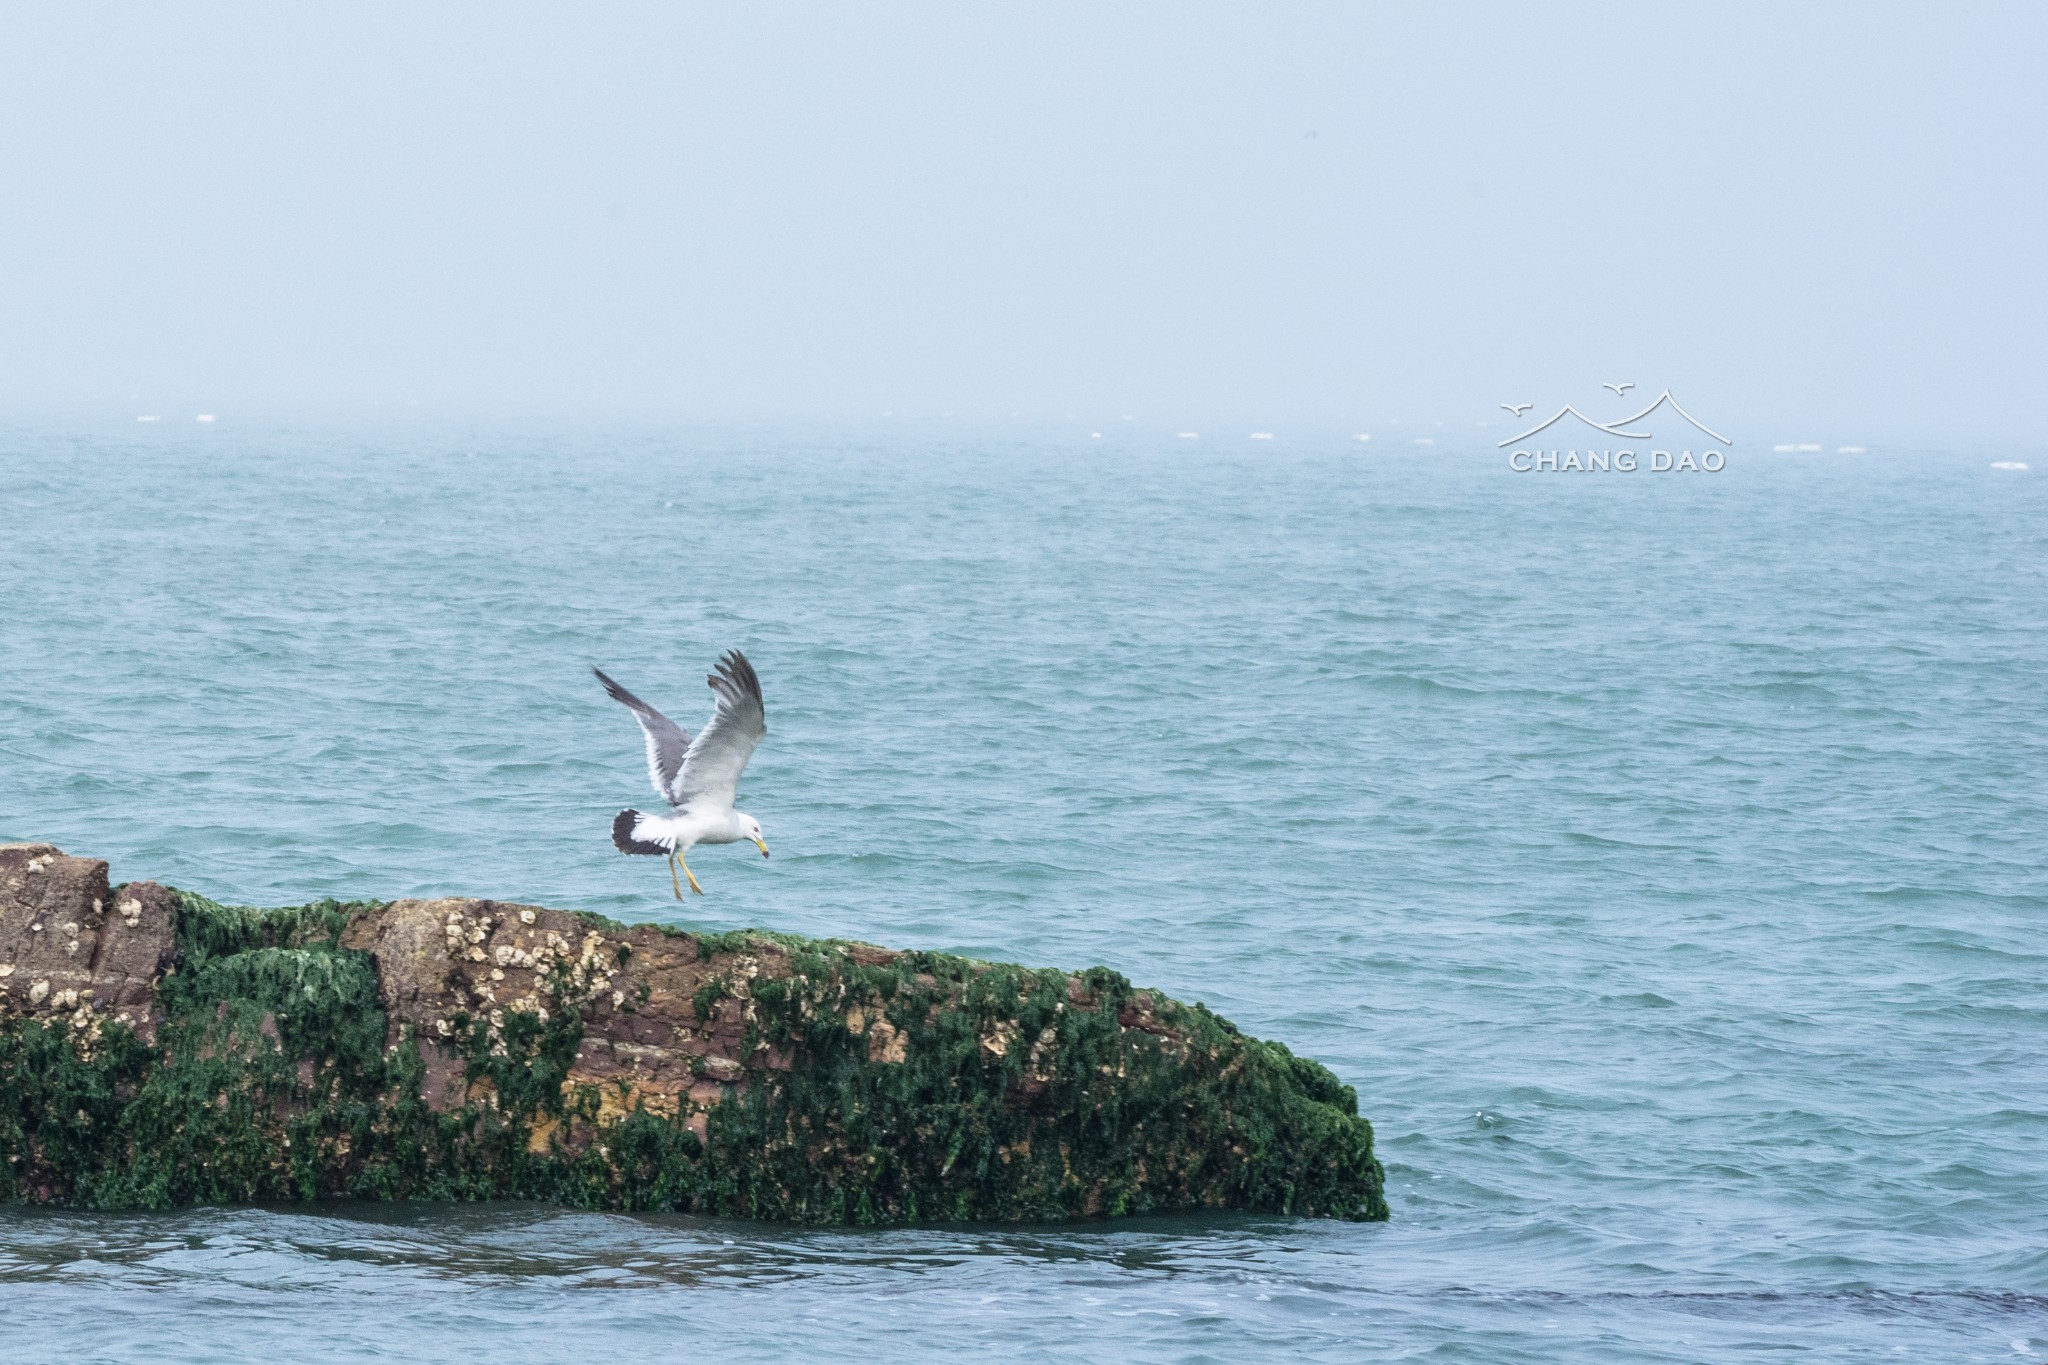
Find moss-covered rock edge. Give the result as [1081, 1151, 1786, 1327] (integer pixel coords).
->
[0, 887, 1387, 1224]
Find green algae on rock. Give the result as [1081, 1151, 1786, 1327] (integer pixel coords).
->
[0, 844, 1387, 1223]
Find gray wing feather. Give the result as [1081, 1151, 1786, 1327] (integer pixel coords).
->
[673, 650, 767, 810]
[593, 667, 691, 806]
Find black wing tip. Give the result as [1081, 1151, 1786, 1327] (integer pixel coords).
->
[593, 666, 644, 709]
[612, 809, 669, 856]
[709, 649, 763, 705]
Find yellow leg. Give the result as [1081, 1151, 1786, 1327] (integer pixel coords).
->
[678, 851, 705, 895]
[667, 853, 683, 900]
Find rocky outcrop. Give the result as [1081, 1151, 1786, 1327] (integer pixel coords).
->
[0, 844, 1386, 1222]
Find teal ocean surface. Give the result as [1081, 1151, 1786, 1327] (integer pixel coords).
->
[1, 422, 2042, 1362]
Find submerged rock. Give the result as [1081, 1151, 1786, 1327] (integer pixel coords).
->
[0, 844, 1386, 1223]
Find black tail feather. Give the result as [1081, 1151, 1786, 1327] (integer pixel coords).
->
[612, 809, 669, 856]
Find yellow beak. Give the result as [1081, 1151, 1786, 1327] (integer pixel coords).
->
[752, 836, 771, 859]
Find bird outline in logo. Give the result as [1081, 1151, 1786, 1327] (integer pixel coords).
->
[1501, 402, 1533, 417]
[1603, 381, 1635, 397]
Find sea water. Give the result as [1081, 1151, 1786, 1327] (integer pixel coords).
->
[0, 421, 2042, 1362]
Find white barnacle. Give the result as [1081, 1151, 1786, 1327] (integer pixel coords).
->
[520, 909, 536, 925]
[28, 979, 49, 1004]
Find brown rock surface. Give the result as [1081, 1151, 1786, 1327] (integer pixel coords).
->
[0, 844, 175, 1042]
[340, 897, 812, 1140]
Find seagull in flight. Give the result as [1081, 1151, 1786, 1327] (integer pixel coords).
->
[595, 651, 770, 897]
[1602, 382, 1635, 396]
[1501, 402, 1532, 417]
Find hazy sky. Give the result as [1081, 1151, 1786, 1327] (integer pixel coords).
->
[1, 2, 2042, 438]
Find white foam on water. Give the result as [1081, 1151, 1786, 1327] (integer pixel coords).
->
[1989, 461, 2028, 470]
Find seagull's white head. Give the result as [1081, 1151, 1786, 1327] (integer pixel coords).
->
[738, 813, 769, 858]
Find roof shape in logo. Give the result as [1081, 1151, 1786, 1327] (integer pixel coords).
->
[1497, 390, 1730, 448]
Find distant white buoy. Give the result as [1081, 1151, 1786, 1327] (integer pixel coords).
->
[195, 414, 216, 423]
[1353, 434, 1372, 443]
[1990, 461, 2028, 471]
[1090, 432, 1102, 439]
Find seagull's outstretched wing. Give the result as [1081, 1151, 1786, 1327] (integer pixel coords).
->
[594, 667, 691, 806]
[674, 650, 767, 811]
